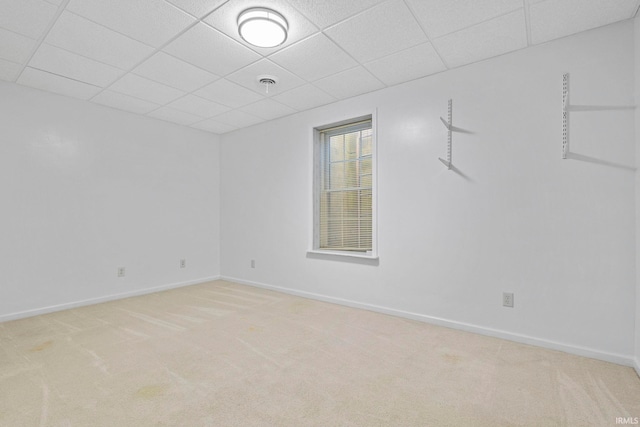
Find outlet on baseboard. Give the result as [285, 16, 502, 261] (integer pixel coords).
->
[503, 292, 514, 308]
[180, 259, 186, 268]
[117, 267, 126, 278]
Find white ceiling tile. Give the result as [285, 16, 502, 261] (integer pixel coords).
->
[29, 43, 122, 87]
[0, 0, 58, 39]
[109, 74, 186, 105]
[203, 0, 318, 55]
[45, 11, 154, 70]
[133, 52, 218, 92]
[164, 0, 227, 18]
[406, 0, 523, 38]
[147, 106, 202, 125]
[433, 10, 527, 68]
[285, 0, 387, 28]
[91, 90, 160, 114]
[167, 94, 230, 118]
[0, 58, 21, 81]
[0, 28, 36, 64]
[17, 67, 102, 99]
[164, 23, 261, 76]
[269, 33, 357, 81]
[211, 109, 264, 127]
[530, 0, 639, 45]
[314, 66, 384, 99]
[365, 42, 446, 86]
[66, 0, 195, 47]
[195, 78, 264, 108]
[191, 119, 238, 134]
[325, 0, 427, 63]
[272, 84, 336, 110]
[240, 98, 297, 120]
[2, 0, 635, 135]
[226, 59, 306, 96]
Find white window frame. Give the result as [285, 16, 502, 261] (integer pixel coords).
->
[308, 111, 378, 260]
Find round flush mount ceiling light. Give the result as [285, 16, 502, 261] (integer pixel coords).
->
[237, 8, 288, 48]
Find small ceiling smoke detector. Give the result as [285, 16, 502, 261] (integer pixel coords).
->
[238, 8, 288, 48]
[257, 74, 278, 94]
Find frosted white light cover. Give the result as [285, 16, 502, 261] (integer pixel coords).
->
[238, 8, 288, 48]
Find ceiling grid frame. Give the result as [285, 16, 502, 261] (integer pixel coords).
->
[0, 0, 637, 134]
[86, 7, 235, 107]
[14, 0, 72, 82]
[400, 0, 451, 69]
[278, 0, 388, 102]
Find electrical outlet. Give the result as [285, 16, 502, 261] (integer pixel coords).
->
[503, 292, 514, 308]
[180, 259, 186, 268]
[117, 267, 126, 278]
[251, 259, 255, 268]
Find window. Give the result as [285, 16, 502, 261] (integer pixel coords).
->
[312, 115, 376, 258]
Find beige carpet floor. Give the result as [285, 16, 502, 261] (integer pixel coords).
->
[0, 279, 638, 426]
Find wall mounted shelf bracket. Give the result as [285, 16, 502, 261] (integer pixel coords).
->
[439, 99, 453, 169]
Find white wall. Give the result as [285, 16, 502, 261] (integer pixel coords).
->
[0, 82, 221, 320]
[221, 21, 636, 364]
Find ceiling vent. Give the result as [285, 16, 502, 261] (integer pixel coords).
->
[257, 75, 278, 94]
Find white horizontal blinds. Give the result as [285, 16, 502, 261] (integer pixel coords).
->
[319, 121, 372, 252]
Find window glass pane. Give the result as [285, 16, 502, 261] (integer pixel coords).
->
[344, 161, 358, 188]
[330, 135, 344, 161]
[345, 132, 358, 160]
[361, 131, 372, 156]
[361, 174, 372, 188]
[327, 193, 343, 216]
[329, 163, 344, 189]
[360, 157, 372, 177]
[360, 189, 372, 217]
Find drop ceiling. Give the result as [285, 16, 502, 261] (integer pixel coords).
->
[1, 0, 638, 134]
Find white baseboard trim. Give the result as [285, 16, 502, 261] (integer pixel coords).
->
[0, 276, 221, 323]
[221, 276, 634, 368]
[634, 357, 640, 378]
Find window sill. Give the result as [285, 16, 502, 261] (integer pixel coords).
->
[307, 250, 379, 261]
